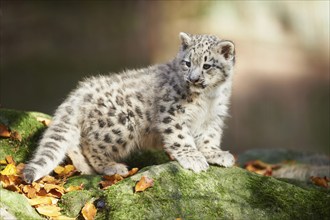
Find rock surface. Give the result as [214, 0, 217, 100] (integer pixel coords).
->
[0, 109, 329, 220]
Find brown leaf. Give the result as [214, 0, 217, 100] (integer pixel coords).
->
[135, 176, 154, 192]
[10, 131, 22, 142]
[81, 202, 97, 220]
[100, 174, 124, 189]
[310, 176, 329, 188]
[0, 124, 11, 138]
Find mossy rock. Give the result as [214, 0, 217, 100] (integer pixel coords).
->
[1, 109, 329, 219]
[58, 162, 330, 219]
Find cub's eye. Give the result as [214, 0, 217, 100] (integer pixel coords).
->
[203, 64, 211, 70]
[185, 61, 191, 67]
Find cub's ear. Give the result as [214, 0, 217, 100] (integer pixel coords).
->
[217, 40, 235, 61]
[179, 32, 192, 50]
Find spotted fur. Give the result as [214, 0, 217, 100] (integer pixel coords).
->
[23, 32, 236, 183]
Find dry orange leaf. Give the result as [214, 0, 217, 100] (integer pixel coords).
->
[245, 160, 280, 176]
[311, 176, 329, 188]
[81, 202, 97, 220]
[135, 176, 154, 192]
[0, 164, 17, 176]
[5, 156, 15, 165]
[16, 163, 25, 175]
[36, 205, 61, 217]
[36, 117, 52, 126]
[122, 167, 139, 177]
[0, 124, 11, 138]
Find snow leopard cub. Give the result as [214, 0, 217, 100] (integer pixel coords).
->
[23, 32, 236, 183]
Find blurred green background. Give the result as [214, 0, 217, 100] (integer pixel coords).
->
[1, 1, 329, 155]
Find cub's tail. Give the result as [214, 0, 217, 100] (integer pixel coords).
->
[23, 103, 81, 183]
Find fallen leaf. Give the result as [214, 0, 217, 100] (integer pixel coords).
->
[16, 163, 25, 175]
[44, 183, 65, 195]
[52, 215, 76, 220]
[36, 117, 52, 126]
[100, 174, 124, 189]
[310, 176, 329, 188]
[10, 131, 22, 142]
[54, 166, 65, 175]
[0, 164, 17, 176]
[135, 176, 154, 192]
[36, 205, 61, 217]
[22, 185, 37, 198]
[5, 156, 15, 165]
[65, 184, 83, 192]
[0, 159, 7, 165]
[81, 202, 97, 220]
[28, 196, 53, 206]
[0, 124, 11, 138]
[122, 167, 139, 177]
[244, 160, 280, 176]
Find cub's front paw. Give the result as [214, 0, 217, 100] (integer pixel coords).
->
[176, 150, 209, 173]
[205, 151, 235, 167]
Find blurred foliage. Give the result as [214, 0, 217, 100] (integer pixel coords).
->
[1, 1, 329, 154]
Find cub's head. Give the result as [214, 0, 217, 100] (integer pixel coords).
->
[176, 32, 235, 92]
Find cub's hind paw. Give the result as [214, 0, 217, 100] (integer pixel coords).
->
[103, 163, 129, 176]
[22, 167, 37, 184]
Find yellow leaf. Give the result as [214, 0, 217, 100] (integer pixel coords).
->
[135, 176, 154, 192]
[44, 183, 65, 194]
[63, 165, 75, 176]
[28, 196, 53, 206]
[81, 202, 97, 220]
[36, 205, 61, 217]
[65, 184, 83, 192]
[0, 164, 17, 176]
[54, 166, 65, 175]
[0, 159, 7, 165]
[36, 117, 52, 126]
[51, 215, 76, 220]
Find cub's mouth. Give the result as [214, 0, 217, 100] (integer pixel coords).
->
[186, 80, 207, 89]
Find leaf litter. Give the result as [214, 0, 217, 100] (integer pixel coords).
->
[0, 155, 140, 219]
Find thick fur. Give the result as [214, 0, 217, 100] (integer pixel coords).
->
[23, 33, 236, 183]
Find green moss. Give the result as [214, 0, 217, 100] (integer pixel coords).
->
[64, 175, 102, 190]
[59, 189, 100, 218]
[0, 187, 43, 220]
[99, 162, 330, 220]
[0, 109, 51, 163]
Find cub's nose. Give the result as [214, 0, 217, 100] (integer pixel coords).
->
[189, 75, 200, 83]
